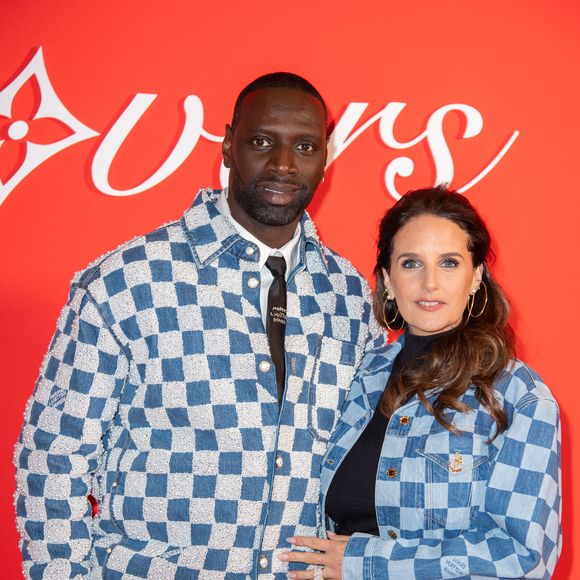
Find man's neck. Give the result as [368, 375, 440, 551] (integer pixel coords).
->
[234, 216, 300, 249]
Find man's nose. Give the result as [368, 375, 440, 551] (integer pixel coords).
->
[269, 144, 297, 175]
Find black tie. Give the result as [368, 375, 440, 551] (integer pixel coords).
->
[265, 255, 287, 406]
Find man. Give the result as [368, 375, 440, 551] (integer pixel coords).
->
[14, 73, 382, 579]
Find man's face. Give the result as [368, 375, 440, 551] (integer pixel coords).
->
[222, 87, 327, 245]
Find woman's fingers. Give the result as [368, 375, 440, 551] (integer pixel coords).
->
[279, 550, 324, 565]
[287, 571, 315, 579]
[281, 535, 347, 579]
[327, 532, 349, 542]
[287, 536, 335, 551]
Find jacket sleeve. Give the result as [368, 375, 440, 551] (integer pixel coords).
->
[341, 396, 561, 579]
[362, 280, 386, 354]
[14, 285, 129, 579]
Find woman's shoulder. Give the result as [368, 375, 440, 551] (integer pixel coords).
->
[494, 358, 558, 410]
[344, 341, 401, 403]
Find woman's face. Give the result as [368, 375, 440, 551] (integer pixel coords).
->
[383, 214, 483, 336]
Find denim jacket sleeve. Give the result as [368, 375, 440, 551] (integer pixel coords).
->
[341, 391, 561, 579]
[14, 285, 129, 579]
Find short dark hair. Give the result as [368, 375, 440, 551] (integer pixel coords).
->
[230, 72, 327, 132]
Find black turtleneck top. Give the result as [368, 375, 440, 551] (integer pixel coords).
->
[325, 331, 447, 536]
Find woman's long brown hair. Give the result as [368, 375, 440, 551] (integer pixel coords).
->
[373, 186, 514, 438]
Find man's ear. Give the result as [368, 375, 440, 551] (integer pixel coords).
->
[222, 124, 233, 168]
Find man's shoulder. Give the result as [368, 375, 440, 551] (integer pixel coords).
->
[300, 212, 371, 294]
[319, 246, 372, 301]
[323, 245, 364, 277]
[71, 189, 217, 291]
[72, 216, 187, 290]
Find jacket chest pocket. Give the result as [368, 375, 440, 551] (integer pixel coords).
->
[308, 337, 363, 442]
[417, 431, 490, 534]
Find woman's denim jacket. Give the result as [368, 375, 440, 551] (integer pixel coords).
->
[320, 338, 562, 579]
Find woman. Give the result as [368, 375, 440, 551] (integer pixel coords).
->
[279, 186, 561, 578]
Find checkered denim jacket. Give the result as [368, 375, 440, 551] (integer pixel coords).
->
[14, 189, 382, 579]
[320, 338, 561, 579]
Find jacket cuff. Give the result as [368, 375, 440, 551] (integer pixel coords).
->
[343, 533, 392, 579]
[27, 558, 89, 579]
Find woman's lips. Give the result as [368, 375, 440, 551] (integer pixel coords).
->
[415, 300, 444, 312]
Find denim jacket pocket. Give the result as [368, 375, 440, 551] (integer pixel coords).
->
[417, 431, 489, 534]
[102, 538, 182, 579]
[308, 337, 363, 442]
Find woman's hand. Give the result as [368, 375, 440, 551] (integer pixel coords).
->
[278, 532, 349, 579]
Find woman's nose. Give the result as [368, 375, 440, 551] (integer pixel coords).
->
[422, 267, 439, 291]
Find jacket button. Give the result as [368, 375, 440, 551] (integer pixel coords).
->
[399, 415, 410, 425]
[275, 456, 283, 468]
[247, 277, 259, 289]
[245, 246, 255, 256]
[111, 481, 117, 488]
[387, 467, 398, 478]
[388, 530, 397, 539]
[259, 555, 268, 569]
[106, 547, 112, 554]
[259, 361, 271, 372]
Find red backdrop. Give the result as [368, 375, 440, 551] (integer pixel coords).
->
[1, 1, 578, 577]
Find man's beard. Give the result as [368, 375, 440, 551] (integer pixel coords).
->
[231, 175, 316, 227]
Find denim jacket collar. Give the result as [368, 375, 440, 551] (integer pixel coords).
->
[181, 188, 329, 272]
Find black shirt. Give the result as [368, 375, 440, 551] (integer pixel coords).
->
[325, 331, 447, 535]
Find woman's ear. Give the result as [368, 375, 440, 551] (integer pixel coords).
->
[473, 264, 484, 291]
[382, 267, 392, 297]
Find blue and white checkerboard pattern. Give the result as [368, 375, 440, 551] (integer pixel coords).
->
[320, 339, 561, 579]
[14, 189, 382, 579]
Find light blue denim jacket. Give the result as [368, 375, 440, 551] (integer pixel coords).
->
[320, 338, 562, 579]
[14, 189, 382, 579]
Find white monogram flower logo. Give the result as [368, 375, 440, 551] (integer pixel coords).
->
[0, 47, 98, 207]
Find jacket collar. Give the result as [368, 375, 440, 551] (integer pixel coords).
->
[181, 188, 328, 271]
[358, 336, 403, 381]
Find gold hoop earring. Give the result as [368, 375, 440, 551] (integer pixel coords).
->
[381, 289, 405, 331]
[467, 281, 488, 319]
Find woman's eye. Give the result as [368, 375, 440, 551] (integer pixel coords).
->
[441, 258, 459, 268]
[402, 259, 421, 269]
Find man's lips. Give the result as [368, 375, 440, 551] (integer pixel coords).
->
[258, 182, 301, 193]
[257, 182, 303, 205]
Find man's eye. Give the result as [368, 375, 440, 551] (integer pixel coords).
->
[251, 137, 271, 148]
[296, 142, 315, 153]
[402, 259, 421, 269]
